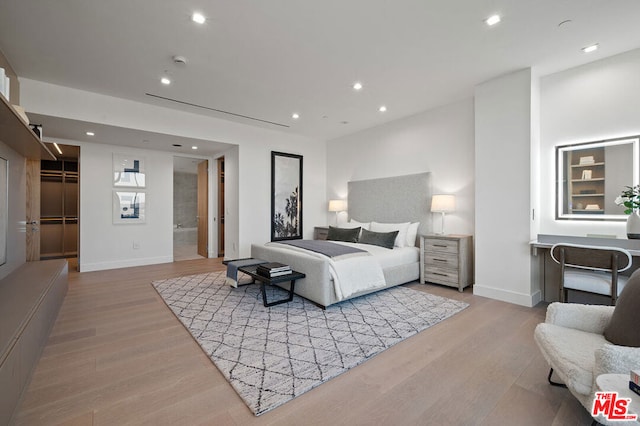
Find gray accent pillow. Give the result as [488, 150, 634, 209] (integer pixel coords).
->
[604, 269, 640, 347]
[327, 226, 360, 243]
[358, 228, 398, 249]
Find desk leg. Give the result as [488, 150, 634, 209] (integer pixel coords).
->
[261, 280, 297, 307]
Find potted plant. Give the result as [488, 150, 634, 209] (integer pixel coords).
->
[615, 185, 640, 239]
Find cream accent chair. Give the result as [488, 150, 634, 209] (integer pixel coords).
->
[534, 303, 640, 424]
[550, 243, 632, 305]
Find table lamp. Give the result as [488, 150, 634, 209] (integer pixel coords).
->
[328, 199, 347, 226]
[431, 194, 455, 235]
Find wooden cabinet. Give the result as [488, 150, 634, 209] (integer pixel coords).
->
[314, 226, 329, 240]
[568, 147, 605, 214]
[420, 234, 473, 292]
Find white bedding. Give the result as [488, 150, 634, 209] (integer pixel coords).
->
[266, 241, 418, 301]
[331, 242, 419, 269]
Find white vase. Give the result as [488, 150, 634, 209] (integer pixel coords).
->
[627, 211, 640, 239]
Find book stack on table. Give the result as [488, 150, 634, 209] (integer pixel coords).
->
[257, 262, 292, 278]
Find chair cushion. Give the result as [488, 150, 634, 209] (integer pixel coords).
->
[534, 322, 608, 396]
[563, 269, 629, 296]
[604, 269, 640, 347]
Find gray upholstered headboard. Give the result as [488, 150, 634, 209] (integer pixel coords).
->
[347, 172, 432, 235]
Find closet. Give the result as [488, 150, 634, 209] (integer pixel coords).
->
[40, 146, 79, 259]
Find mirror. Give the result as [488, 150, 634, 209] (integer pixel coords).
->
[556, 136, 639, 220]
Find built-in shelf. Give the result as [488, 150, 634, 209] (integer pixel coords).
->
[0, 94, 55, 160]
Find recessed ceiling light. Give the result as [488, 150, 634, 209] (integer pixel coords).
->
[582, 43, 599, 53]
[353, 82, 363, 91]
[191, 146, 198, 150]
[379, 106, 387, 113]
[53, 142, 63, 155]
[86, 131, 95, 136]
[485, 14, 501, 26]
[161, 77, 171, 85]
[292, 113, 300, 119]
[191, 12, 206, 24]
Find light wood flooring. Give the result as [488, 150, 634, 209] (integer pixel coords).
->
[12, 258, 593, 425]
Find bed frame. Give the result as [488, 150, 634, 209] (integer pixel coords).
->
[251, 172, 432, 308]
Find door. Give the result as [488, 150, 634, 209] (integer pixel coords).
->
[197, 160, 208, 258]
[26, 159, 40, 261]
[217, 157, 225, 257]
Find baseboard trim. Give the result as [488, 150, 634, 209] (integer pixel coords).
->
[79, 256, 173, 272]
[473, 284, 541, 307]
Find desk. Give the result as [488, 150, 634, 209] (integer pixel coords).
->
[530, 235, 640, 302]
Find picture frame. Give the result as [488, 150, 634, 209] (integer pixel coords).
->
[271, 151, 303, 241]
[113, 154, 146, 188]
[113, 190, 146, 224]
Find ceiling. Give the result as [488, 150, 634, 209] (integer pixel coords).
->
[2, 1, 640, 149]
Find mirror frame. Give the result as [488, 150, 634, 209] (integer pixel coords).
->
[556, 135, 639, 221]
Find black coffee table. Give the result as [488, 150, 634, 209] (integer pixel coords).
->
[237, 264, 306, 307]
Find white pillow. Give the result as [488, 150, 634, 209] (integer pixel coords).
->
[370, 221, 410, 248]
[406, 222, 420, 247]
[349, 219, 370, 230]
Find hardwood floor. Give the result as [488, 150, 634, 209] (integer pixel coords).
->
[12, 258, 593, 425]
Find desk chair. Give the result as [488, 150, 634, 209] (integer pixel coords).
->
[550, 243, 632, 305]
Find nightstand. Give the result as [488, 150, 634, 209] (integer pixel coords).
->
[314, 226, 329, 240]
[420, 234, 473, 292]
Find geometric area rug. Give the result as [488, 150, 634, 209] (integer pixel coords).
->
[151, 271, 469, 416]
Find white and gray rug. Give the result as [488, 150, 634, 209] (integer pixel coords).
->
[152, 271, 468, 416]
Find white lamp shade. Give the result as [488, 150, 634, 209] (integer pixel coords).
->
[431, 194, 456, 213]
[328, 199, 348, 212]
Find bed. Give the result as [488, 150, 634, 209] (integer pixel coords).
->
[251, 172, 432, 308]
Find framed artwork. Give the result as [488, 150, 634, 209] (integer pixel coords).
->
[113, 190, 146, 224]
[0, 157, 6, 266]
[271, 151, 303, 241]
[113, 154, 146, 188]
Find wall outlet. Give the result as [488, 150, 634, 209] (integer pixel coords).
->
[133, 241, 140, 249]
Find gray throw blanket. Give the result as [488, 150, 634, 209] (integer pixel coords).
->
[225, 258, 267, 288]
[280, 239, 366, 258]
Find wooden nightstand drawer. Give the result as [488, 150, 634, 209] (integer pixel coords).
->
[314, 226, 329, 240]
[425, 268, 459, 286]
[423, 239, 458, 254]
[424, 254, 459, 269]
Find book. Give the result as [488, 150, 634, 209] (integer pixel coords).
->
[579, 155, 595, 165]
[257, 265, 291, 274]
[256, 268, 292, 278]
[257, 262, 291, 273]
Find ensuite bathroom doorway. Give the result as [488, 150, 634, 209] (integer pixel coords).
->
[173, 156, 208, 261]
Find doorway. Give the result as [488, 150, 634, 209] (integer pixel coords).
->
[217, 156, 224, 257]
[173, 157, 208, 261]
[31, 143, 80, 267]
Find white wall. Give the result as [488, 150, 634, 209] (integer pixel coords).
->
[540, 48, 640, 237]
[326, 99, 475, 235]
[77, 142, 173, 271]
[474, 69, 540, 307]
[0, 142, 26, 280]
[21, 79, 326, 267]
